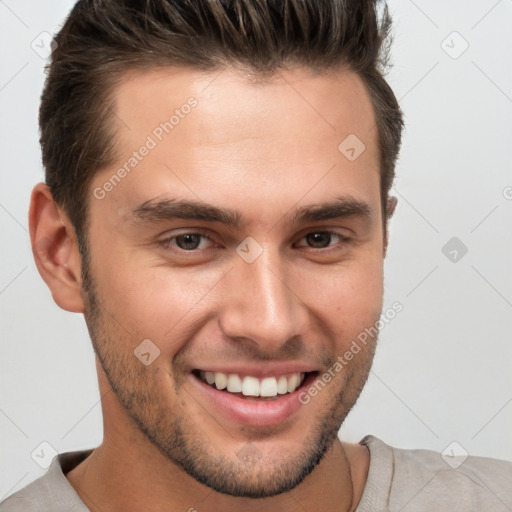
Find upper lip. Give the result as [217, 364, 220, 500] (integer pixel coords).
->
[191, 363, 318, 378]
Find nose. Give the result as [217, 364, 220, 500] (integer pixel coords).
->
[218, 244, 309, 352]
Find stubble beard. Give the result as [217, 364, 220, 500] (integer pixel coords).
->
[80, 254, 376, 498]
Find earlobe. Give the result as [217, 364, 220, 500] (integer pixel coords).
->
[29, 183, 85, 313]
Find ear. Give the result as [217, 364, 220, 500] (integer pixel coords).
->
[29, 183, 85, 313]
[386, 196, 397, 218]
[383, 196, 397, 257]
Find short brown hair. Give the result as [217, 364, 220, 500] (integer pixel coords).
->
[40, 0, 404, 243]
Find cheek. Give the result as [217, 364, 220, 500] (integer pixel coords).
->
[341, 262, 383, 317]
[91, 250, 226, 342]
[89, 227, 383, 356]
[293, 255, 384, 322]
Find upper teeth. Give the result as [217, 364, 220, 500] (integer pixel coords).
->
[199, 371, 305, 397]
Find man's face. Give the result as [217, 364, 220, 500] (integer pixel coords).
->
[83, 66, 384, 497]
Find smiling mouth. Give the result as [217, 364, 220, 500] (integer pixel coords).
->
[192, 370, 316, 400]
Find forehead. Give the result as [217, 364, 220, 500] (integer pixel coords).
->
[112, 65, 377, 149]
[94, 65, 381, 223]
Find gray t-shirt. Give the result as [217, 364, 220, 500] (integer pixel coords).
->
[1, 435, 511, 511]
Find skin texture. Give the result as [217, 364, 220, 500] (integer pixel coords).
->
[30, 65, 396, 512]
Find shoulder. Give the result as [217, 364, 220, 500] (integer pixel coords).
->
[0, 472, 55, 512]
[361, 435, 512, 512]
[0, 450, 92, 512]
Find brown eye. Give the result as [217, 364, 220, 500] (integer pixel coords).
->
[305, 232, 334, 248]
[297, 231, 345, 249]
[175, 234, 203, 250]
[159, 231, 216, 252]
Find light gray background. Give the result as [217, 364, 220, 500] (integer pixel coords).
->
[1, 0, 511, 499]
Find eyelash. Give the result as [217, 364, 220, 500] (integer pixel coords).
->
[157, 230, 351, 254]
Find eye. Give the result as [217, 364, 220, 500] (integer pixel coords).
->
[157, 229, 349, 255]
[295, 231, 348, 250]
[159, 232, 216, 252]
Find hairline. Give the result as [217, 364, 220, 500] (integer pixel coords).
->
[72, 61, 390, 247]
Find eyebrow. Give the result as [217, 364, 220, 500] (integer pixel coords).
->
[131, 196, 372, 227]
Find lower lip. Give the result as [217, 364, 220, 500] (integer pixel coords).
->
[189, 373, 317, 427]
